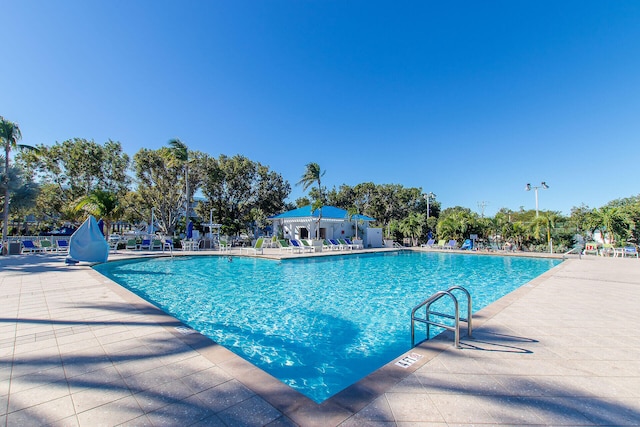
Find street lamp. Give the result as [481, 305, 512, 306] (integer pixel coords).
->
[423, 192, 436, 219]
[525, 182, 549, 217]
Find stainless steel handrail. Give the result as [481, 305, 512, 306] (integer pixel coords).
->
[411, 285, 473, 349]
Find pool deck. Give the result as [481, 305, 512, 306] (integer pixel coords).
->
[1, 249, 639, 426]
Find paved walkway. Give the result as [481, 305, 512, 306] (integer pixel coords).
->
[1, 252, 639, 426]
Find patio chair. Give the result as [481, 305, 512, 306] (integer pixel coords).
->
[140, 239, 151, 250]
[623, 246, 638, 258]
[242, 238, 264, 255]
[344, 238, 362, 249]
[40, 240, 55, 252]
[583, 242, 599, 256]
[22, 240, 43, 253]
[600, 243, 615, 257]
[338, 238, 356, 250]
[329, 239, 346, 250]
[444, 240, 458, 250]
[291, 239, 313, 253]
[433, 239, 447, 249]
[56, 239, 70, 253]
[151, 239, 163, 251]
[125, 239, 138, 250]
[301, 239, 316, 252]
[277, 239, 297, 253]
[219, 239, 231, 252]
[420, 238, 435, 248]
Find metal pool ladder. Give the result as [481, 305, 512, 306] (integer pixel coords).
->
[411, 285, 473, 349]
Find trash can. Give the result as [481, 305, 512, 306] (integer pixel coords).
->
[8, 242, 22, 255]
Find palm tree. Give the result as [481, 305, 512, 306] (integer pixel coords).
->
[590, 206, 628, 244]
[1, 117, 36, 250]
[75, 190, 123, 241]
[399, 212, 425, 246]
[297, 162, 325, 239]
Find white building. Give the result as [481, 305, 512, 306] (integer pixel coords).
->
[268, 205, 383, 248]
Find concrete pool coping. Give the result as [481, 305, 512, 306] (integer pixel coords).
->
[1, 249, 639, 425]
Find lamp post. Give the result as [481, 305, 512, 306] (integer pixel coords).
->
[150, 207, 155, 235]
[423, 192, 436, 219]
[525, 182, 549, 217]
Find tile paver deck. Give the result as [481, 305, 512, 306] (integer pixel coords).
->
[1, 250, 639, 426]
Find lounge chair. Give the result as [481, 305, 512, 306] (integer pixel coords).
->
[40, 240, 54, 252]
[623, 246, 638, 258]
[344, 238, 362, 249]
[151, 239, 163, 251]
[322, 239, 333, 251]
[242, 238, 264, 255]
[125, 239, 138, 250]
[583, 242, 599, 256]
[301, 239, 316, 252]
[329, 239, 346, 250]
[163, 239, 174, 252]
[460, 239, 473, 250]
[433, 239, 447, 249]
[277, 239, 297, 253]
[22, 240, 43, 253]
[219, 239, 231, 252]
[56, 239, 69, 253]
[601, 243, 615, 257]
[444, 240, 458, 250]
[421, 238, 435, 248]
[140, 239, 151, 250]
[291, 239, 314, 253]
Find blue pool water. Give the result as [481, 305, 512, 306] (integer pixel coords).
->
[94, 251, 561, 402]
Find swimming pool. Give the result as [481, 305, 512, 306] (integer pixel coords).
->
[94, 251, 561, 402]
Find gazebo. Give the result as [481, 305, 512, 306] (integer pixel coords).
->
[268, 205, 378, 246]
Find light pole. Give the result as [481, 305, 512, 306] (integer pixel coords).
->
[525, 182, 549, 217]
[150, 207, 155, 235]
[423, 192, 436, 219]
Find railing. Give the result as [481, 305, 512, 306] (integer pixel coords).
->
[411, 285, 473, 348]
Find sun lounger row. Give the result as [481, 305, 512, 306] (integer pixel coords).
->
[14, 239, 68, 254]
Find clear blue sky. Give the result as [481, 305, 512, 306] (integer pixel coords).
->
[3, 1, 639, 216]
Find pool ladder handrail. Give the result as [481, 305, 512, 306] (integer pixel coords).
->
[411, 285, 473, 349]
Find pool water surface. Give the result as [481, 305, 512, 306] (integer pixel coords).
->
[94, 251, 561, 402]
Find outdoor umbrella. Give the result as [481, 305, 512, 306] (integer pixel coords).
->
[97, 218, 105, 236]
[187, 221, 193, 239]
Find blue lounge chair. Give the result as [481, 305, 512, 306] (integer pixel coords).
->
[329, 239, 346, 250]
[460, 239, 473, 250]
[140, 239, 151, 250]
[444, 240, 458, 250]
[623, 246, 638, 258]
[291, 239, 314, 253]
[56, 239, 69, 253]
[344, 238, 362, 249]
[22, 240, 43, 253]
[421, 238, 435, 248]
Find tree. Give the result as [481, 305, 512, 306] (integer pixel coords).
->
[75, 190, 123, 240]
[199, 154, 289, 235]
[166, 138, 191, 223]
[399, 212, 425, 246]
[297, 162, 325, 239]
[133, 146, 197, 235]
[589, 206, 629, 244]
[1, 117, 37, 250]
[17, 138, 130, 224]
